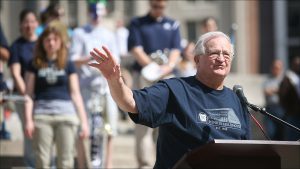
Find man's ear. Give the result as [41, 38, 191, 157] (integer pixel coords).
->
[194, 55, 199, 64]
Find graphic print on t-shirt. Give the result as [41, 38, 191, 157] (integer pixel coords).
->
[197, 108, 241, 131]
[38, 66, 66, 84]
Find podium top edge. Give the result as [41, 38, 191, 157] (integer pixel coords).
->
[214, 139, 300, 145]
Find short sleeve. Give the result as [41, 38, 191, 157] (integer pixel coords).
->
[27, 59, 37, 74]
[128, 81, 173, 128]
[8, 42, 20, 66]
[66, 61, 76, 75]
[127, 18, 142, 51]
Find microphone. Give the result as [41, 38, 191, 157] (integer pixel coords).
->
[233, 85, 300, 136]
[233, 85, 249, 105]
[233, 85, 271, 140]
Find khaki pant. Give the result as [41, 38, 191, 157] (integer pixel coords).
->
[33, 114, 79, 169]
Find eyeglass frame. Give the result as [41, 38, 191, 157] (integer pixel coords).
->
[204, 49, 234, 62]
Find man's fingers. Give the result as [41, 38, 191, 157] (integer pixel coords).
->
[102, 46, 114, 60]
[88, 63, 100, 68]
[90, 51, 104, 64]
[94, 47, 109, 60]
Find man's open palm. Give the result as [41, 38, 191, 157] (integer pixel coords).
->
[89, 46, 121, 80]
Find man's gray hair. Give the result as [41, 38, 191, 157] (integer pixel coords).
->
[194, 31, 234, 57]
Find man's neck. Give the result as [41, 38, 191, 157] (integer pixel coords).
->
[91, 19, 102, 27]
[149, 13, 163, 22]
[195, 73, 224, 90]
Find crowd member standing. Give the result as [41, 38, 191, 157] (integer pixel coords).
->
[127, 0, 182, 168]
[24, 27, 89, 168]
[262, 59, 285, 140]
[174, 41, 196, 77]
[36, 3, 71, 46]
[279, 56, 300, 141]
[200, 16, 218, 34]
[8, 9, 39, 168]
[69, 1, 119, 168]
[0, 23, 10, 91]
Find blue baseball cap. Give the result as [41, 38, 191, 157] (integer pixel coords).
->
[88, 2, 107, 20]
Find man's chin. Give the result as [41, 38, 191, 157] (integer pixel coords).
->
[212, 70, 228, 77]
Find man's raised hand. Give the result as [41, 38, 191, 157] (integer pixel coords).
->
[89, 46, 121, 80]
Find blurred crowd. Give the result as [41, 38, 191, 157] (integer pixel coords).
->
[0, 0, 299, 169]
[262, 57, 300, 141]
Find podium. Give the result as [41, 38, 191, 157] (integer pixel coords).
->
[173, 140, 300, 169]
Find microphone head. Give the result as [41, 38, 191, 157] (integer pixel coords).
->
[233, 85, 243, 93]
[233, 84, 248, 104]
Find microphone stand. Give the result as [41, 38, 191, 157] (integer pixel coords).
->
[246, 102, 300, 134]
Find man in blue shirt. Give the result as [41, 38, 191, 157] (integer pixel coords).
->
[89, 31, 251, 169]
[128, 0, 182, 167]
[128, 0, 181, 75]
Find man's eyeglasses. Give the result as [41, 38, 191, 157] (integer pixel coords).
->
[206, 50, 233, 62]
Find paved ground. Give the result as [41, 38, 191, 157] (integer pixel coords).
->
[112, 119, 155, 168]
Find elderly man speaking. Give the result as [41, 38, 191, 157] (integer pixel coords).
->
[89, 31, 251, 169]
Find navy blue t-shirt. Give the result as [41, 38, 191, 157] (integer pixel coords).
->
[128, 14, 182, 70]
[9, 37, 36, 77]
[28, 60, 76, 100]
[129, 76, 251, 169]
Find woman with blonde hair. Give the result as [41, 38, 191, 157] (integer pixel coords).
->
[24, 26, 89, 168]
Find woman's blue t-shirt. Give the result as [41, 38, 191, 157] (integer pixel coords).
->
[28, 60, 76, 101]
[129, 76, 251, 169]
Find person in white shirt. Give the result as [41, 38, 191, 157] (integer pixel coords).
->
[69, 2, 119, 168]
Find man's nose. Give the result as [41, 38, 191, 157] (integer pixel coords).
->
[216, 53, 226, 62]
